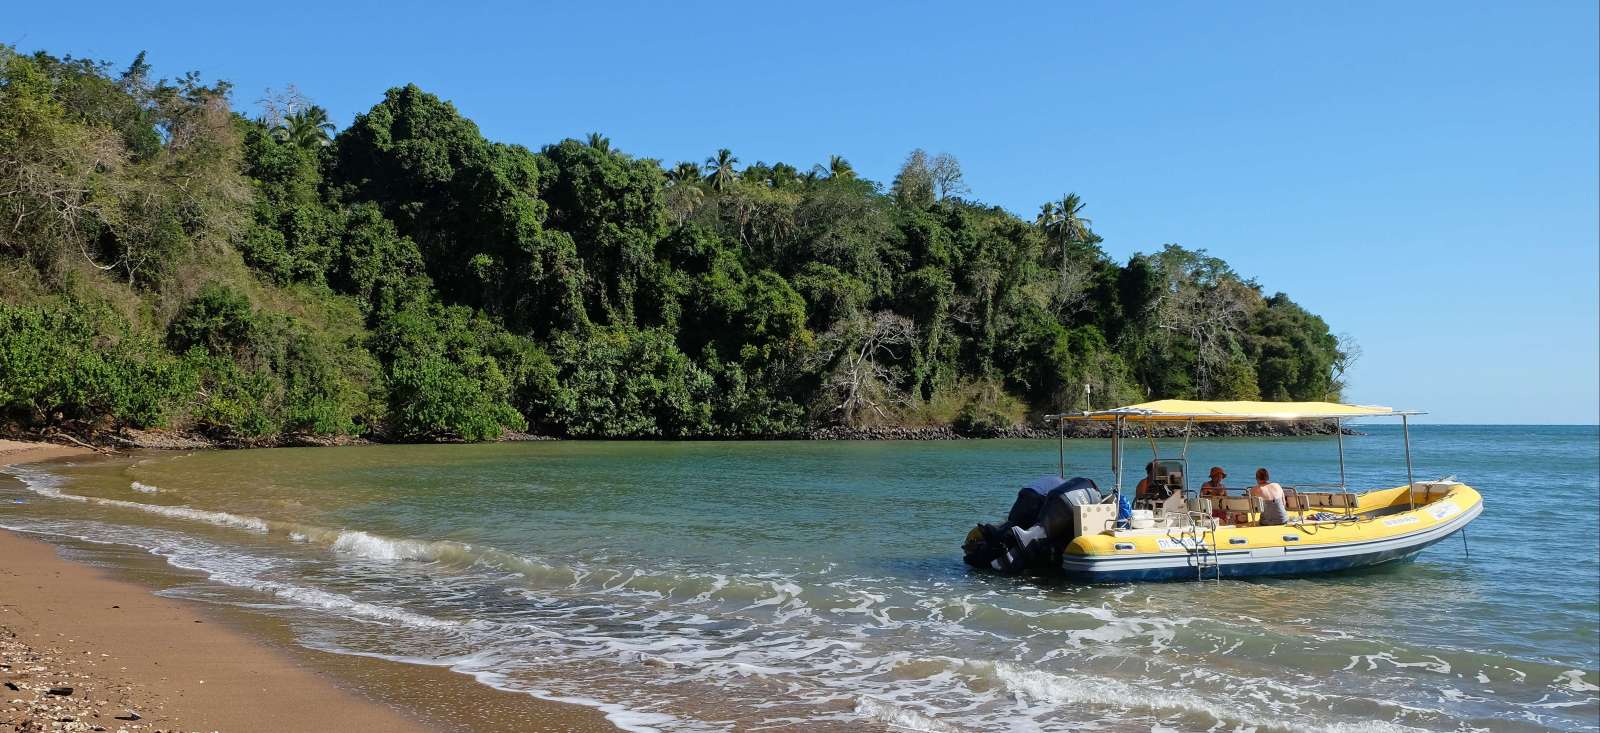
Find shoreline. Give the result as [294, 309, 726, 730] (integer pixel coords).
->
[0, 440, 616, 733]
[7, 418, 1351, 453]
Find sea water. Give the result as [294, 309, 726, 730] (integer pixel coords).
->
[2, 425, 1596, 732]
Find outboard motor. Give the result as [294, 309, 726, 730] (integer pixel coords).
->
[962, 523, 1011, 569]
[965, 476, 1101, 575]
[1006, 475, 1071, 526]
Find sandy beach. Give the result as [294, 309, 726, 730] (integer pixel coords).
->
[0, 440, 613, 733]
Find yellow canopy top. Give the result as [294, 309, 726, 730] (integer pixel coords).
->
[1057, 399, 1420, 422]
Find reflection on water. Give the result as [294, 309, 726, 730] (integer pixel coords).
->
[2, 425, 1596, 732]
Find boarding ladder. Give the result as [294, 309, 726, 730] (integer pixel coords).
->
[1181, 515, 1221, 583]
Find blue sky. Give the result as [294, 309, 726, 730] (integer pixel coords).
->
[8, 1, 1597, 423]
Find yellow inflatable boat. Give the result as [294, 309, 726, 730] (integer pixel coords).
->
[965, 400, 1484, 582]
[1061, 479, 1482, 582]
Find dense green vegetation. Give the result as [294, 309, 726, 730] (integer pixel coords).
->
[0, 48, 1351, 442]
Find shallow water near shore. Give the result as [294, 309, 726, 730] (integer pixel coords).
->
[3, 425, 1596, 732]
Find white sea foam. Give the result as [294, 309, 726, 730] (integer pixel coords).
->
[130, 481, 161, 493]
[0, 516, 455, 630]
[1556, 669, 1599, 692]
[250, 580, 457, 628]
[331, 530, 444, 561]
[853, 697, 962, 733]
[101, 499, 270, 532]
[8, 468, 268, 532]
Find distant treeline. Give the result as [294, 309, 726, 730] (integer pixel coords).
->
[0, 48, 1351, 442]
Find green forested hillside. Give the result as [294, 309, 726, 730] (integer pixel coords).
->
[0, 48, 1350, 442]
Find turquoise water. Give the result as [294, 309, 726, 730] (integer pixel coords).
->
[2, 425, 1596, 731]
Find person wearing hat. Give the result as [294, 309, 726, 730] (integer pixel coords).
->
[1200, 467, 1229, 498]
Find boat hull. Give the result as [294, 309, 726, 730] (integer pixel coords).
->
[1060, 486, 1483, 583]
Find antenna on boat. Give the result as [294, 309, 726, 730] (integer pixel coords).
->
[1057, 415, 1065, 479]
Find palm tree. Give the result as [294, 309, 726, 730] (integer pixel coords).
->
[1037, 194, 1098, 314]
[828, 154, 855, 180]
[274, 106, 334, 150]
[1052, 193, 1093, 253]
[704, 148, 739, 191]
[586, 132, 611, 153]
[1037, 194, 1093, 260]
[667, 161, 701, 186]
[1035, 200, 1058, 229]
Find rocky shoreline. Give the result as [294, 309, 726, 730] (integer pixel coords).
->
[2, 419, 1351, 453]
[802, 420, 1351, 440]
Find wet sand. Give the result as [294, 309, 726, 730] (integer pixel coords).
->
[0, 440, 614, 732]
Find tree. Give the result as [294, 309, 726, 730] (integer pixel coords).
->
[891, 149, 935, 208]
[811, 311, 917, 426]
[823, 154, 854, 180]
[704, 148, 739, 191]
[1035, 193, 1101, 317]
[930, 152, 968, 200]
[1245, 293, 1341, 401]
[663, 161, 705, 224]
[667, 161, 701, 184]
[332, 84, 584, 335]
[274, 105, 334, 150]
[1328, 333, 1360, 401]
[540, 138, 669, 326]
[1149, 245, 1262, 399]
[585, 131, 611, 152]
[256, 84, 311, 129]
[0, 51, 125, 275]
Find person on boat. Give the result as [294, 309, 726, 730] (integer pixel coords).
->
[1249, 468, 1289, 526]
[1135, 462, 1155, 498]
[1200, 467, 1228, 497]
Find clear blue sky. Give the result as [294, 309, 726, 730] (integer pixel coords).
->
[9, 1, 1597, 423]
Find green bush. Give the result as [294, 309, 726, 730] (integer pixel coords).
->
[546, 327, 715, 438]
[0, 303, 190, 429]
[170, 285, 375, 438]
[372, 301, 527, 441]
[952, 382, 1027, 435]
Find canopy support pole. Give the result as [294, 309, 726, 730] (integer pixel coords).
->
[1335, 418, 1347, 491]
[1112, 416, 1124, 497]
[1402, 414, 1416, 511]
[1181, 419, 1193, 460]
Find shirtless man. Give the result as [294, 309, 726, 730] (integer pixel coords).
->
[1249, 467, 1289, 526]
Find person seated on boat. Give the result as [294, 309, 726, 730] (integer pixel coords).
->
[1249, 468, 1290, 526]
[1135, 462, 1155, 499]
[1201, 466, 1229, 520]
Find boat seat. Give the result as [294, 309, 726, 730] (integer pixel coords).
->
[1215, 496, 1254, 513]
[1298, 492, 1358, 510]
[1413, 484, 1455, 502]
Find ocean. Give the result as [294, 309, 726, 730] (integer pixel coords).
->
[2, 425, 1596, 732]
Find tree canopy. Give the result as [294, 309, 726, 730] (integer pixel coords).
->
[0, 47, 1352, 441]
